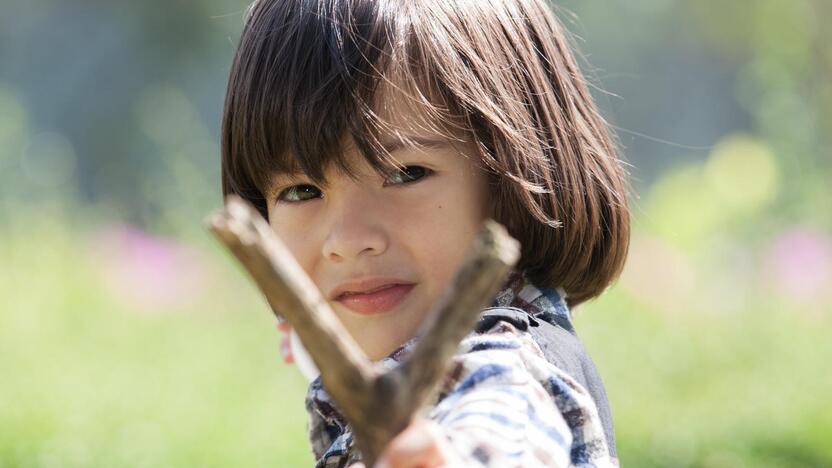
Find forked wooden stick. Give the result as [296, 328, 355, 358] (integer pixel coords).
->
[207, 195, 519, 466]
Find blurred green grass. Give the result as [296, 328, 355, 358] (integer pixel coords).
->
[0, 211, 314, 467]
[579, 293, 832, 467]
[1, 0, 830, 465]
[2, 201, 830, 467]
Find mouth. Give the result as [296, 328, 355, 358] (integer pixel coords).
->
[335, 283, 416, 316]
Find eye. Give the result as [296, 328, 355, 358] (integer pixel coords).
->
[276, 184, 322, 203]
[384, 165, 433, 186]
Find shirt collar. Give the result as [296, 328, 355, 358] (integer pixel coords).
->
[489, 269, 571, 322]
[380, 269, 570, 364]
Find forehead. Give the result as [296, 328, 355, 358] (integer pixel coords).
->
[368, 75, 468, 156]
[376, 79, 449, 138]
[276, 78, 469, 180]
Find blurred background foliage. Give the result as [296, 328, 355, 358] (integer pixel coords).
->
[1, 0, 830, 466]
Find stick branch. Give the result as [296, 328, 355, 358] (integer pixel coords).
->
[206, 195, 519, 466]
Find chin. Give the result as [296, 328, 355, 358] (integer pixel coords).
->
[362, 334, 407, 361]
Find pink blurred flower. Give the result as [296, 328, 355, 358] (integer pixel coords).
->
[762, 227, 832, 303]
[89, 224, 210, 311]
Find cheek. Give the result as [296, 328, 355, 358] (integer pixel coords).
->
[396, 183, 486, 281]
[269, 217, 319, 277]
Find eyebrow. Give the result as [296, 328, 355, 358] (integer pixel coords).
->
[275, 136, 451, 182]
[379, 135, 451, 154]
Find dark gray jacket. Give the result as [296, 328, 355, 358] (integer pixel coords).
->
[475, 306, 617, 459]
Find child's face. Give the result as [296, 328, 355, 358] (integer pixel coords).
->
[265, 97, 491, 360]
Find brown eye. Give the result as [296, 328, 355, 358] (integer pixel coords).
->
[277, 184, 322, 203]
[384, 166, 432, 186]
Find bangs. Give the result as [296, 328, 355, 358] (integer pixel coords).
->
[221, 0, 467, 215]
[222, 0, 631, 306]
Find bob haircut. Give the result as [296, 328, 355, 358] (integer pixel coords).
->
[221, 0, 630, 307]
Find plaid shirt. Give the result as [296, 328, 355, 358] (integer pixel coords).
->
[305, 271, 618, 467]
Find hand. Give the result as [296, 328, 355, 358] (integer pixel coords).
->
[276, 320, 294, 363]
[349, 418, 464, 468]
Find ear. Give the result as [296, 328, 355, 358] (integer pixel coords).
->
[276, 322, 295, 363]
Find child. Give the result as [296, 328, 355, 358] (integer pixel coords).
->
[221, 0, 629, 466]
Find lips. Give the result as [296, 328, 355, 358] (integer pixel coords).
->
[334, 283, 416, 315]
[338, 283, 396, 297]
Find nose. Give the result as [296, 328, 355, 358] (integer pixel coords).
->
[321, 192, 389, 262]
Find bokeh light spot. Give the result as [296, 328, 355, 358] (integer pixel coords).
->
[20, 131, 78, 188]
[133, 84, 208, 151]
[644, 163, 723, 247]
[88, 224, 212, 312]
[0, 83, 28, 154]
[621, 235, 696, 313]
[763, 227, 832, 305]
[704, 134, 780, 214]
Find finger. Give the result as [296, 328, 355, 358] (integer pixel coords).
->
[375, 419, 445, 468]
[278, 327, 294, 363]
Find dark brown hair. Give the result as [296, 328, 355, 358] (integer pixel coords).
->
[221, 0, 630, 307]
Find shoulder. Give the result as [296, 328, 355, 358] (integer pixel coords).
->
[443, 310, 597, 405]
[427, 309, 616, 466]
